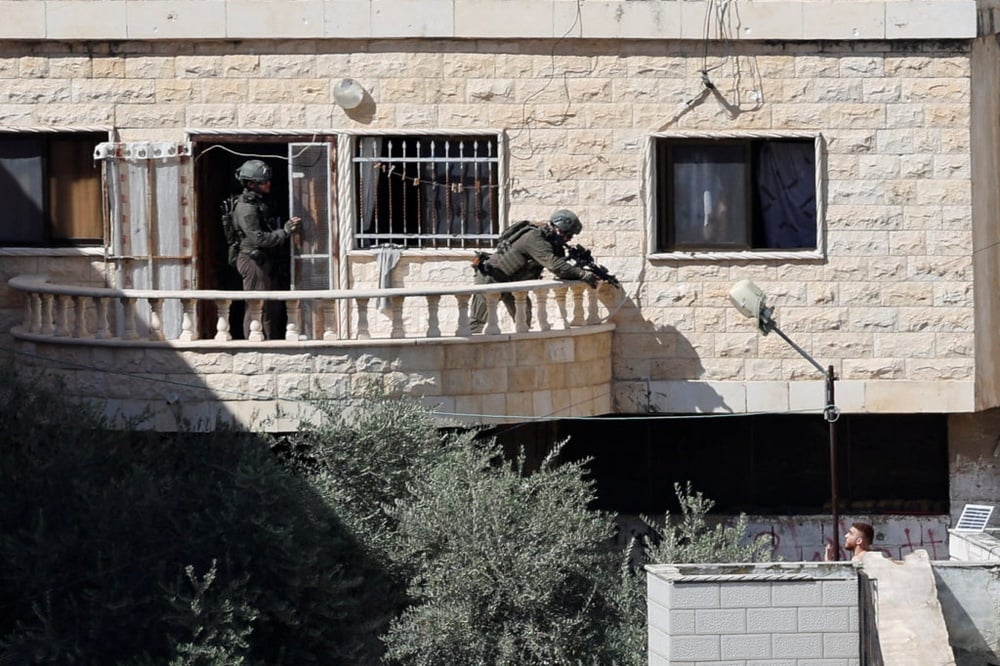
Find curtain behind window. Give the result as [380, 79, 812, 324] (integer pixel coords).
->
[755, 141, 816, 249]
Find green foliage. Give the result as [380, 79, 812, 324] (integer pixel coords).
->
[0, 372, 386, 664]
[643, 482, 776, 565]
[606, 482, 778, 665]
[382, 441, 622, 665]
[283, 391, 475, 575]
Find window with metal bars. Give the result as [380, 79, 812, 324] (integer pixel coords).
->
[354, 134, 500, 249]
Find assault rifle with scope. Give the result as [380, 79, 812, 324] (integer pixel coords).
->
[565, 244, 620, 288]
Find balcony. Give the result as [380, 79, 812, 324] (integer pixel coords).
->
[7, 274, 616, 431]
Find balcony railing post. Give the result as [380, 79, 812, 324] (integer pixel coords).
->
[425, 294, 441, 338]
[513, 291, 529, 333]
[95, 298, 111, 339]
[535, 287, 551, 331]
[484, 292, 502, 335]
[570, 285, 586, 327]
[389, 296, 405, 339]
[179, 298, 197, 341]
[148, 298, 164, 341]
[554, 286, 570, 329]
[286, 300, 301, 341]
[75, 296, 91, 338]
[322, 301, 338, 341]
[356, 297, 371, 339]
[246, 300, 265, 342]
[214, 299, 233, 342]
[454, 294, 471, 337]
[121, 297, 138, 340]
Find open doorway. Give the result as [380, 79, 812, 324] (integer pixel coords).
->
[191, 135, 336, 339]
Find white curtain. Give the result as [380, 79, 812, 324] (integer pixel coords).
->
[95, 141, 193, 339]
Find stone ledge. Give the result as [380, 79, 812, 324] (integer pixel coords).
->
[0, 0, 982, 41]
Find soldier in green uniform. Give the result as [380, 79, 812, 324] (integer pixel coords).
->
[470, 209, 598, 334]
[232, 159, 301, 339]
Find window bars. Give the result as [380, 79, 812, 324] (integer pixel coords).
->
[354, 135, 500, 249]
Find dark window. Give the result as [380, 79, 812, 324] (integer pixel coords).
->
[0, 133, 104, 246]
[493, 413, 948, 516]
[354, 134, 500, 249]
[655, 137, 817, 252]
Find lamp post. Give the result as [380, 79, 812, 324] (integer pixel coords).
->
[729, 279, 842, 560]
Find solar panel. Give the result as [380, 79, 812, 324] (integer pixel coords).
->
[954, 504, 994, 532]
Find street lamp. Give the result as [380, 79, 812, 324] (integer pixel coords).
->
[728, 279, 842, 560]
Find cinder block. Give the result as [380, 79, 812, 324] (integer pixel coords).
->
[772, 632, 824, 659]
[721, 582, 772, 607]
[771, 581, 823, 607]
[798, 607, 851, 632]
[648, 624, 670, 661]
[747, 607, 797, 633]
[721, 633, 772, 659]
[670, 609, 696, 634]
[670, 634, 720, 661]
[822, 579, 859, 606]
[670, 583, 721, 609]
[824, 632, 860, 659]
[695, 608, 746, 634]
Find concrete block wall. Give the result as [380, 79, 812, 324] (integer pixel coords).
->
[647, 563, 859, 666]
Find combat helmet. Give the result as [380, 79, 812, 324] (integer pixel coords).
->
[549, 209, 582, 236]
[235, 159, 272, 184]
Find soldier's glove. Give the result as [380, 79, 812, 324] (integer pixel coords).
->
[581, 271, 599, 288]
[284, 217, 302, 234]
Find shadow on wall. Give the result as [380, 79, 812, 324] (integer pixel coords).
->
[611, 314, 729, 414]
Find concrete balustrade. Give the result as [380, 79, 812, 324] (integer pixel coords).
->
[8, 274, 615, 346]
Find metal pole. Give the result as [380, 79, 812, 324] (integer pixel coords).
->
[826, 365, 840, 561]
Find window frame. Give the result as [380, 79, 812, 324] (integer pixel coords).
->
[646, 131, 825, 262]
[343, 130, 507, 254]
[0, 128, 110, 253]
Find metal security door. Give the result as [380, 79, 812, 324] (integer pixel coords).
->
[288, 142, 337, 338]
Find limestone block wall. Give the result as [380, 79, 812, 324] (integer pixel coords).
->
[646, 563, 860, 666]
[11, 328, 613, 430]
[0, 21, 989, 415]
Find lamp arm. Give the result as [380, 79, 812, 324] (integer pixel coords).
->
[766, 321, 827, 377]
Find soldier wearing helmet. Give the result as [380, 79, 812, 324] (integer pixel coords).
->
[232, 159, 302, 339]
[469, 209, 598, 334]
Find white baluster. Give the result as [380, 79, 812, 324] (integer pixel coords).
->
[246, 300, 265, 342]
[389, 296, 404, 338]
[513, 291, 529, 333]
[425, 294, 441, 337]
[148, 298, 164, 340]
[484, 292, 502, 335]
[40, 294, 56, 335]
[53, 295, 71, 336]
[214, 299, 232, 342]
[322, 301, 338, 340]
[74, 296, 91, 338]
[570, 285, 586, 327]
[535, 288, 551, 332]
[454, 294, 471, 337]
[95, 298, 111, 339]
[121, 298, 138, 340]
[554, 286, 570, 330]
[286, 300, 301, 341]
[179, 298, 197, 341]
[355, 297, 370, 340]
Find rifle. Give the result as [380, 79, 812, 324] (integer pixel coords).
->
[566, 244, 620, 288]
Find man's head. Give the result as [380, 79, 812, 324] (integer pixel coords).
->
[549, 209, 582, 241]
[845, 522, 874, 551]
[236, 159, 273, 191]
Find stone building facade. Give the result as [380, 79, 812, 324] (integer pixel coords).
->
[2, 0, 1000, 554]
